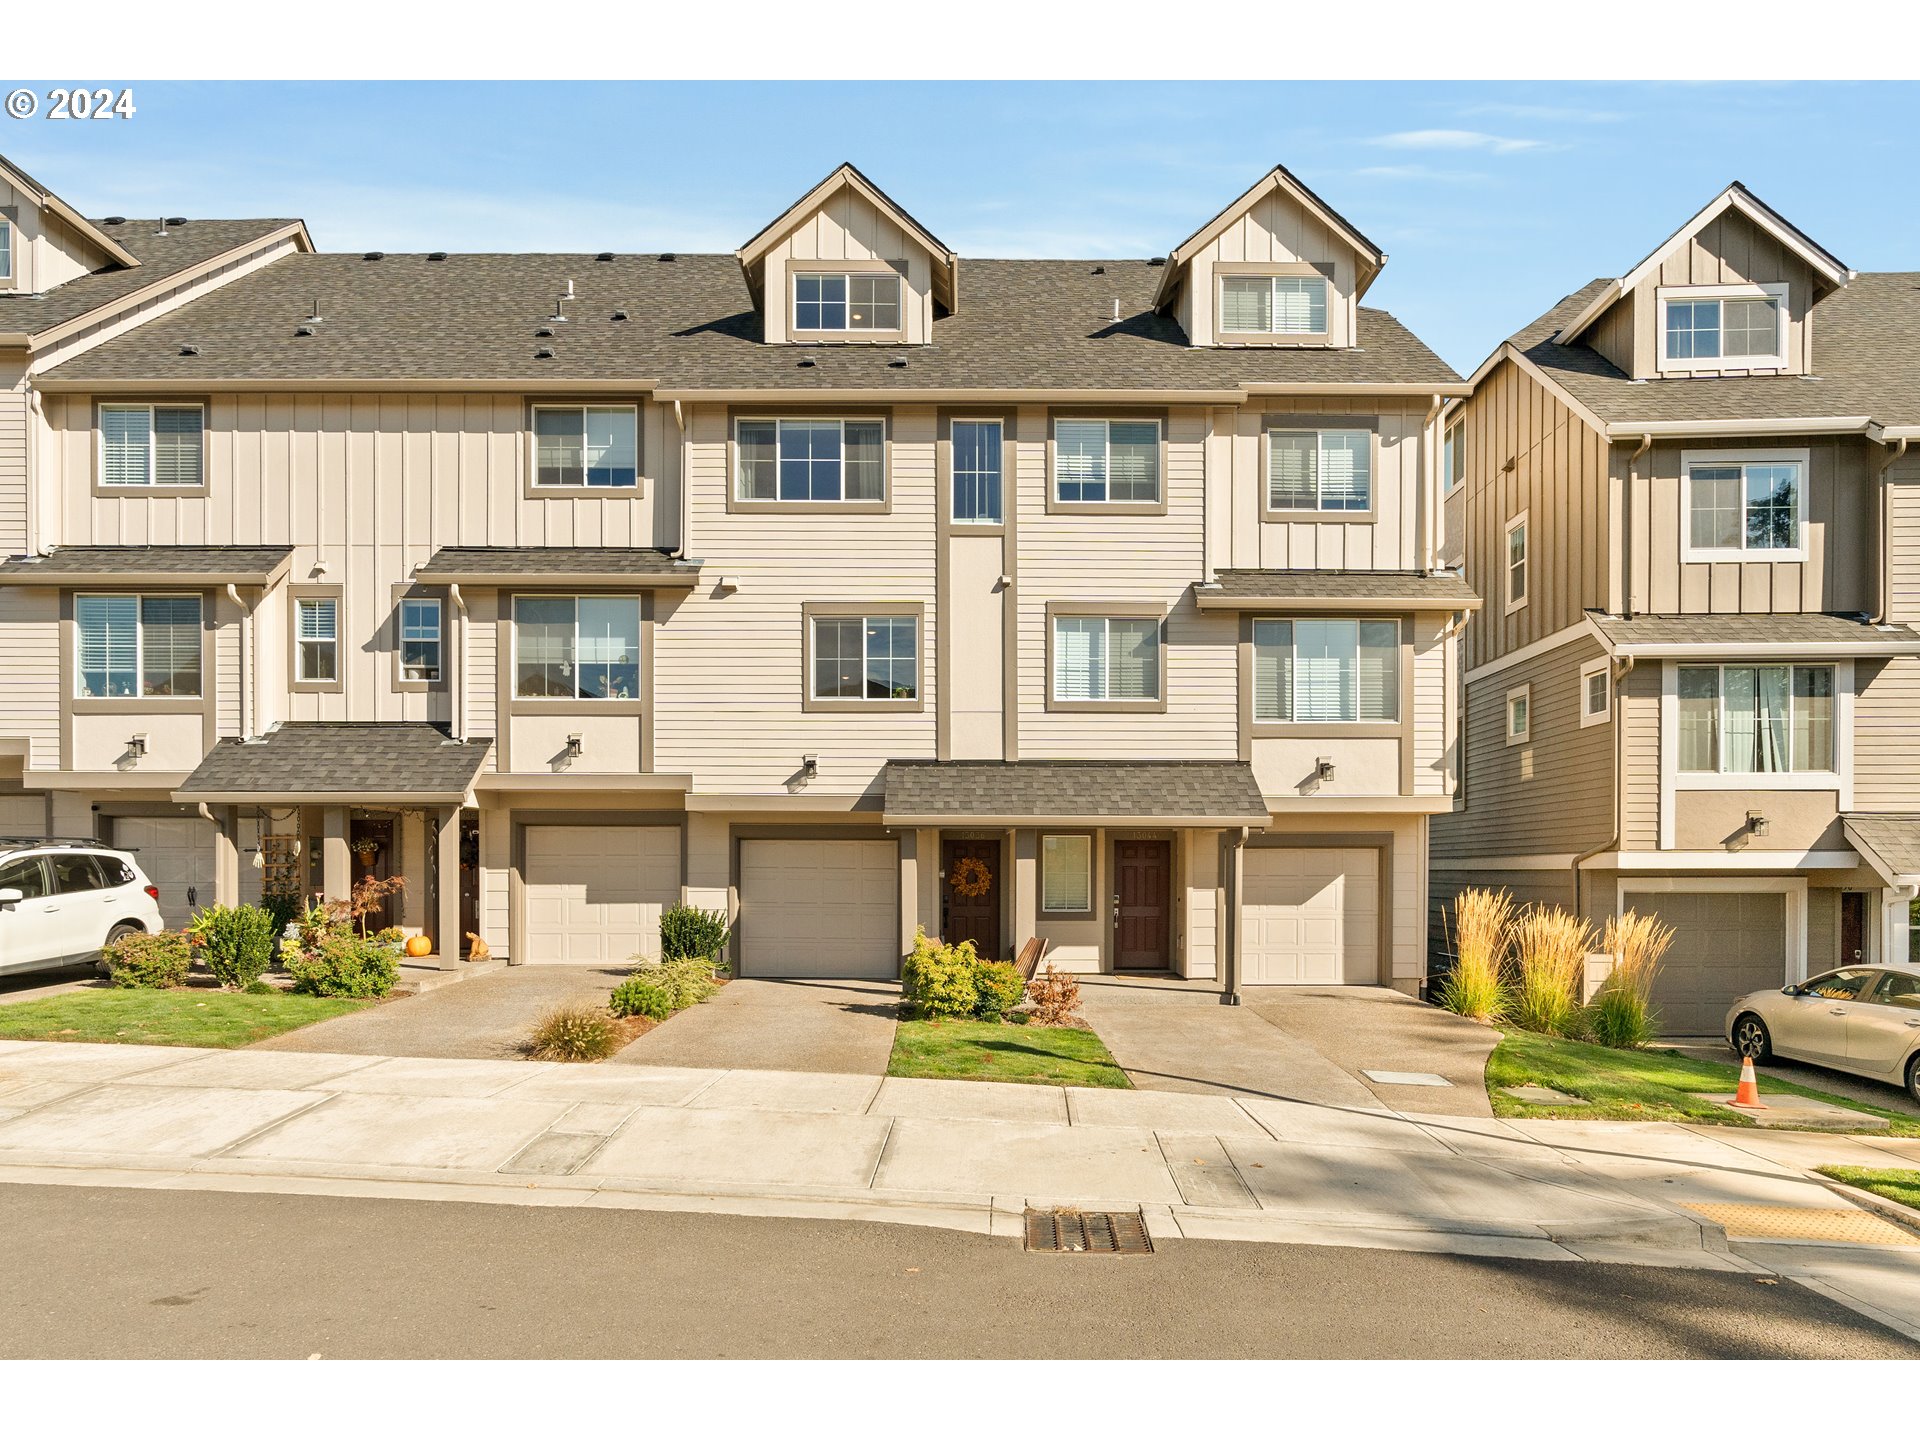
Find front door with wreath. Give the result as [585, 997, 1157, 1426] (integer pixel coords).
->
[941, 837, 1001, 960]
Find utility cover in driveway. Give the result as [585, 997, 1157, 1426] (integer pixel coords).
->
[737, 839, 897, 979]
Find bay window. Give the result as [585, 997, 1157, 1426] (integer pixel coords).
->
[1678, 664, 1834, 774]
[514, 596, 641, 701]
[736, 418, 886, 503]
[1252, 619, 1399, 723]
[76, 594, 202, 699]
[1266, 428, 1371, 514]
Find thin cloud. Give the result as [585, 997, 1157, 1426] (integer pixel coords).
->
[1354, 165, 1494, 184]
[1461, 102, 1626, 124]
[1367, 128, 1548, 155]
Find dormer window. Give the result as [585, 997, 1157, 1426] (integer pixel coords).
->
[1219, 270, 1329, 339]
[1658, 283, 1787, 373]
[793, 270, 902, 335]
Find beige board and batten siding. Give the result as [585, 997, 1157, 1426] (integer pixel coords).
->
[656, 403, 937, 794]
[754, 185, 934, 346]
[1173, 188, 1360, 349]
[0, 178, 114, 296]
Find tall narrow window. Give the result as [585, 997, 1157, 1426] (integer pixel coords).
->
[532, 405, 638, 488]
[99, 404, 205, 488]
[1505, 515, 1529, 611]
[1052, 615, 1161, 703]
[1053, 420, 1161, 505]
[951, 420, 1003, 524]
[75, 594, 202, 699]
[1266, 429, 1371, 514]
[1040, 834, 1092, 913]
[1444, 424, 1464, 492]
[296, 597, 339, 684]
[399, 597, 443, 683]
[0, 217, 12, 283]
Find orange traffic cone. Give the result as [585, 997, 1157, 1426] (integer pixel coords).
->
[1732, 1054, 1766, 1109]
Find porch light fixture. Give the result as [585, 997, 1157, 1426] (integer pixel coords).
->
[801, 755, 819, 780]
[1315, 757, 1335, 783]
[126, 734, 148, 759]
[1747, 810, 1769, 837]
[565, 734, 583, 758]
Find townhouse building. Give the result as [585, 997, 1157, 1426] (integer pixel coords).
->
[0, 154, 1472, 996]
[1433, 184, 1920, 1033]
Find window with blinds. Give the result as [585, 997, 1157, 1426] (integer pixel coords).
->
[1251, 619, 1398, 723]
[1219, 274, 1329, 335]
[75, 593, 202, 699]
[735, 418, 886, 502]
[296, 597, 339, 684]
[1265, 429, 1370, 513]
[1041, 834, 1092, 913]
[1053, 420, 1160, 505]
[533, 405, 638, 487]
[99, 404, 204, 488]
[1052, 615, 1160, 703]
[513, 596, 640, 701]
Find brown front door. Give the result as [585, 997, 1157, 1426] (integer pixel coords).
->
[1841, 891, 1868, 966]
[1113, 839, 1170, 970]
[941, 838, 1001, 959]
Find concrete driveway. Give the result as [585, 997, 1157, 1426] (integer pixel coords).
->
[1079, 978, 1496, 1116]
[613, 979, 901, 1075]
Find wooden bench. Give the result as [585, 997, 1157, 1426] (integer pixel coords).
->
[1013, 936, 1051, 983]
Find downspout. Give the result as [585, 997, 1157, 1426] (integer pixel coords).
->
[1219, 826, 1248, 1006]
[26, 387, 45, 555]
[1571, 654, 1635, 920]
[672, 399, 689, 558]
[1421, 394, 1445, 572]
[224, 585, 255, 742]
[1437, 606, 1470, 798]
[447, 582, 467, 742]
[1622, 435, 1652, 618]
[1872, 438, 1908, 624]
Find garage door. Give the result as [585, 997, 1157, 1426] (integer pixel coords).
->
[523, 825, 680, 965]
[1622, 889, 1787, 1036]
[0, 792, 45, 840]
[114, 816, 218, 929]
[738, 838, 897, 978]
[1242, 847, 1380, 985]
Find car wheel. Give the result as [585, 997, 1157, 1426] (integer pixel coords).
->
[96, 922, 142, 974]
[1731, 1013, 1772, 1062]
[1907, 1054, 1920, 1107]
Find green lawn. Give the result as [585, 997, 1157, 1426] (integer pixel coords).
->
[1488, 1028, 1919, 1136]
[1816, 1166, 1920, 1211]
[0, 988, 371, 1048]
[888, 1018, 1131, 1088]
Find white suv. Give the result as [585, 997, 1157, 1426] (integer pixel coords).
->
[0, 839, 165, 977]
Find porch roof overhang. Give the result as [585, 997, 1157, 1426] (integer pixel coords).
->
[412, 547, 702, 588]
[174, 723, 491, 805]
[1586, 610, 1920, 659]
[1194, 569, 1482, 613]
[1841, 815, 1920, 891]
[0, 545, 294, 588]
[880, 759, 1271, 828]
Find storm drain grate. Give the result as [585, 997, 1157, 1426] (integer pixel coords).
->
[1024, 1208, 1154, 1256]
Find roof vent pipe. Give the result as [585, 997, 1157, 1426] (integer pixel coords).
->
[1112, 298, 1120, 321]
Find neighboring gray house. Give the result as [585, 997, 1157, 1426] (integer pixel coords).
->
[1432, 183, 1920, 1032]
[0, 154, 1473, 994]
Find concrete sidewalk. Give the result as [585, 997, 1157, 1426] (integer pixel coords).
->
[1, 1037, 1918, 1335]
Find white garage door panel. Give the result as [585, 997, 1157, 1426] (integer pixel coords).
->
[114, 817, 218, 930]
[0, 794, 45, 839]
[1242, 847, 1380, 985]
[524, 825, 680, 966]
[739, 839, 897, 979]
[1623, 890, 1788, 1037]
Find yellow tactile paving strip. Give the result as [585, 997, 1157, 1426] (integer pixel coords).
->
[1684, 1203, 1920, 1246]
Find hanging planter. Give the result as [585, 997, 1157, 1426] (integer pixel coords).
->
[350, 839, 380, 866]
[950, 856, 993, 899]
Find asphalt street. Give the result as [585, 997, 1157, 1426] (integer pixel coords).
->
[0, 1183, 1911, 1359]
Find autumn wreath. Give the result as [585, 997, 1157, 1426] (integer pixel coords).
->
[949, 855, 993, 899]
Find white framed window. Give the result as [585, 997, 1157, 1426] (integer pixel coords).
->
[1678, 664, 1834, 775]
[1266, 429, 1372, 514]
[1506, 684, 1531, 746]
[951, 419, 1003, 525]
[1251, 619, 1399, 723]
[513, 596, 642, 701]
[1658, 283, 1788, 373]
[0, 217, 12, 284]
[735, 418, 886, 503]
[1053, 419, 1161, 505]
[75, 594, 202, 699]
[1504, 513, 1529, 612]
[1579, 656, 1612, 729]
[296, 597, 339, 684]
[810, 614, 918, 702]
[1040, 834, 1093, 914]
[793, 272, 902, 332]
[532, 405, 638, 488]
[399, 597, 443, 683]
[1444, 423, 1464, 493]
[98, 403, 205, 488]
[1052, 615, 1161, 703]
[1218, 273, 1329, 336]
[1682, 449, 1806, 561]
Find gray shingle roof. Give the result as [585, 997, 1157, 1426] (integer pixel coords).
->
[1842, 815, 1920, 879]
[0, 219, 296, 339]
[43, 252, 1460, 391]
[0, 545, 292, 584]
[177, 722, 490, 800]
[1507, 272, 1920, 432]
[414, 547, 698, 585]
[882, 760, 1270, 824]
[1199, 569, 1482, 609]
[1589, 610, 1920, 652]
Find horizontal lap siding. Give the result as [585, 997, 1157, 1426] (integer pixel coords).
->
[0, 357, 26, 555]
[1618, 660, 1660, 849]
[0, 587, 59, 768]
[1854, 657, 1920, 812]
[1887, 464, 1920, 624]
[1412, 613, 1450, 796]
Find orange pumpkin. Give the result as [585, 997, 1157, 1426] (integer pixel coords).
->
[404, 935, 433, 959]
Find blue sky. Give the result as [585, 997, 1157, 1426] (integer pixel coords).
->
[6, 80, 1918, 372]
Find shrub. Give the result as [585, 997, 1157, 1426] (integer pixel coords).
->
[260, 892, 304, 948]
[659, 905, 732, 964]
[102, 929, 191, 989]
[1437, 887, 1514, 1021]
[1510, 905, 1591, 1036]
[1586, 910, 1673, 1049]
[186, 904, 277, 990]
[285, 930, 401, 998]
[901, 929, 980, 1019]
[972, 960, 1026, 1021]
[609, 975, 675, 1021]
[526, 1004, 623, 1063]
[1025, 964, 1083, 1027]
